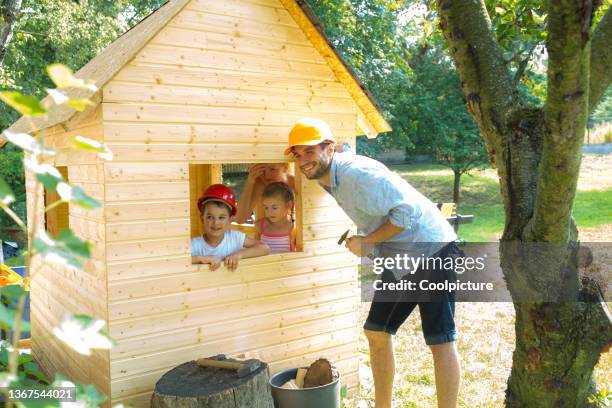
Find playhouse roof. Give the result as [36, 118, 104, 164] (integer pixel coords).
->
[1, 0, 390, 147]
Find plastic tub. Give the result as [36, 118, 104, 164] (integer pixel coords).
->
[269, 367, 340, 408]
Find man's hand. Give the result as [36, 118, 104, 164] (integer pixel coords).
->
[209, 256, 223, 271]
[346, 235, 365, 257]
[224, 252, 243, 271]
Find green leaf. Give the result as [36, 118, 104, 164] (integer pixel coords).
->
[3, 132, 56, 155]
[53, 315, 114, 356]
[33, 230, 92, 269]
[0, 284, 27, 302]
[56, 183, 100, 209]
[24, 158, 64, 191]
[532, 12, 546, 24]
[45, 88, 69, 105]
[18, 353, 33, 365]
[23, 361, 50, 384]
[494, 6, 505, 14]
[52, 374, 107, 407]
[56, 230, 92, 259]
[0, 303, 31, 332]
[72, 136, 113, 160]
[65, 98, 95, 111]
[0, 92, 46, 116]
[79, 383, 108, 407]
[0, 344, 8, 367]
[0, 176, 15, 205]
[46, 64, 97, 92]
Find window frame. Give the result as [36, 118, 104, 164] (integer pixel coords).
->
[188, 161, 303, 255]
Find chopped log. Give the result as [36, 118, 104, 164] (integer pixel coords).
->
[303, 358, 338, 388]
[151, 358, 274, 408]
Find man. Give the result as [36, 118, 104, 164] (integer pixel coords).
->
[285, 118, 461, 408]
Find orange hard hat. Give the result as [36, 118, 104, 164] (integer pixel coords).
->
[284, 118, 336, 155]
[197, 184, 237, 216]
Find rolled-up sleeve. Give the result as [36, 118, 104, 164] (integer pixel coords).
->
[388, 204, 415, 230]
[353, 173, 419, 232]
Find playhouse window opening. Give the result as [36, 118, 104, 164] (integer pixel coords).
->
[189, 162, 302, 257]
[44, 166, 69, 237]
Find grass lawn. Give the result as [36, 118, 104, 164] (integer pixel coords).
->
[391, 158, 612, 241]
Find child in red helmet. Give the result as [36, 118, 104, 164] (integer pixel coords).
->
[192, 184, 269, 270]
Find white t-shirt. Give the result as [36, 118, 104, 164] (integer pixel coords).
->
[191, 230, 246, 259]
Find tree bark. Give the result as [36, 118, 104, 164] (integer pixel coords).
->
[452, 170, 461, 204]
[0, 0, 22, 65]
[589, 6, 612, 112]
[437, 1, 612, 406]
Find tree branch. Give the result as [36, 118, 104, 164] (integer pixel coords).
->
[529, 0, 593, 242]
[436, 0, 516, 154]
[0, 0, 23, 65]
[589, 5, 612, 112]
[513, 44, 537, 85]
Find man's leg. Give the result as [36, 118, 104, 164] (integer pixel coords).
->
[429, 341, 460, 408]
[364, 329, 394, 408]
[419, 296, 459, 408]
[364, 267, 418, 407]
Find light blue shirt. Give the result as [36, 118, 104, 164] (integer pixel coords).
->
[191, 229, 246, 258]
[322, 153, 457, 257]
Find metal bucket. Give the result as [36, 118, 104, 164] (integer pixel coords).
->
[269, 368, 340, 408]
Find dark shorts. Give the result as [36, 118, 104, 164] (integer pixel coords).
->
[363, 242, 460, 345]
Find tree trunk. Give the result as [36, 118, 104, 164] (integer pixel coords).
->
[500, 241, 610, 407]
[151, 359, 274, 408]
[0, 0, 23, 65]
[452, 170, 461, 204]
[436, 1, 612, 406]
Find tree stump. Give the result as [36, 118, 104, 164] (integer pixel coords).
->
[151, 358, 274, 408]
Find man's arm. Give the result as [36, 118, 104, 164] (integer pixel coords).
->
[363, 221, 405, 243]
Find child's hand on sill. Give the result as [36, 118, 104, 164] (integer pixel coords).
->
[224, 252, 242, 271]
[209, 256, 223, 271]
[192, 255, 223, 271]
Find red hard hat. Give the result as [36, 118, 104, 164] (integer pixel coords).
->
[197, 184, 237, 216]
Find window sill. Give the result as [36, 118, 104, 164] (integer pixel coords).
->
[188, 250, 308, 273]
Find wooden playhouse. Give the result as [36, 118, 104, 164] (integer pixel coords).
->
[4, 0, 390, 405]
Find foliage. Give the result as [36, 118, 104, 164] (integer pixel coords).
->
[484, 0, 547, 70]
[0, 0, 164, 239]
[400, 43, 488, 176]
[0, 339, 49, 386]
[306, 0, 489, 194]
[0, 64, 114, 407]
[0, 144, 25, 234]
[306, 0, 415, 155]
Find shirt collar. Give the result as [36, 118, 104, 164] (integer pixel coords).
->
[319, 155, 339, 189]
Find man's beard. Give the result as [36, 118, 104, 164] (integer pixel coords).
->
[304, 151, 331, 180]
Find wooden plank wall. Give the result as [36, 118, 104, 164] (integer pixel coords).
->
[102, 0, 361, 405]
[28, 105, 111, 400]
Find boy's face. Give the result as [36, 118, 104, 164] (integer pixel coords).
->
[201, 202, 232, 239]
[262, 196, 292, 223]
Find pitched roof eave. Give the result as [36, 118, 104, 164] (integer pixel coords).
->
[283, 0, 391, 135]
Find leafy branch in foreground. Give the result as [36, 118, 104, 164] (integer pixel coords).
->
[0, 64, 113, 408]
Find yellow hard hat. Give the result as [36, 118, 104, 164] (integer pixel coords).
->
[284, 118, 336, 155]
